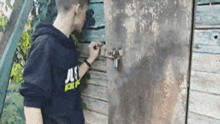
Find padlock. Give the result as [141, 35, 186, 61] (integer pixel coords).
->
[114, 58, 118, 68]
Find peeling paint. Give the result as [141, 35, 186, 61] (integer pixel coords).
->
[152, 20, 159, 36]
[123, 17, 136, 33]
[125, 3, 136, 17]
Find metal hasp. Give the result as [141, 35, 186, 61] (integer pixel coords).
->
[101, 45, 123, 68]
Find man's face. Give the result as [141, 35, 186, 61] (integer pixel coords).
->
[73, 4, 88, 33]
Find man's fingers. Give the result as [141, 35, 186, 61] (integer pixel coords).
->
[98, 41, 102, 45]
[94, 45, 101, 50]
[89, 41, 102, 50]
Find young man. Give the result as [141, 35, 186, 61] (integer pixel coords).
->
[19, 0, 101, 123]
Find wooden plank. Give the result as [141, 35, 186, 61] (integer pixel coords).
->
[197, 0, 211, 4]
[196, 0, 220, 4]
[88, 70, 107, 81]
[212, 0, 220, 3]
[80, 28, 106, 42]
[188, 112, 220, 124]
[105, 0, 192, 123]
[83, 3, 105, 29]
[89, 0, 104, 3]
[87, 78, 107, 87]
[191, 70, 220, 95]
[83, 109, 108, 124]
[191, 53, 220, 74]
[82, 96, 108, 115]
[78, 43, 106, 60]
[79, 3, 106, 42]
[90, 59, 106, 72]
[193, 30, 220, 54]
[82, 84, 107, 101]
[79, 58, 107, 72]
[195, 5, 220, 28]
[88, 3, 104, 28]
[188, 90, 220, 120]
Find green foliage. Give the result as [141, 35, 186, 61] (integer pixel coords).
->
[1, 82, 26, 124]
[10, 28, 33, 84]
[0, 0, 25, 32]
[5, 0, 24, 10]
[31, 0, 57, 27]
[10, 64, 24, 84]
[1, 20, 33, 123]
[0, 11, 8, 33]
[5, 0, 13, 9]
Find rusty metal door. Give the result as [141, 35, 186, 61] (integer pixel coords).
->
[104, 0, 194, 123]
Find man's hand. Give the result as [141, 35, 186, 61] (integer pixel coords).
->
[88, 42, 102, 63]
[78, 42, 102, 80]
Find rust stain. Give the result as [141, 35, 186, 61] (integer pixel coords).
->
[151, 62, 183, 124]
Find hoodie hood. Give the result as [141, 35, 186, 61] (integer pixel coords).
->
[31, 22, 77, 50]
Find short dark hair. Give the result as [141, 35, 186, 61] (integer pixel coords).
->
[55, 0, 88, 13]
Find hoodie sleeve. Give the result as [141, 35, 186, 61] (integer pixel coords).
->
[19, 36, 53, 108]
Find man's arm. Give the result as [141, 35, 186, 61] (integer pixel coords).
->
[24, 106, 43, 124]
[78, 42, 101, 80]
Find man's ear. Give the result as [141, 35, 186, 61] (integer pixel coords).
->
[75, 4, 81, 15]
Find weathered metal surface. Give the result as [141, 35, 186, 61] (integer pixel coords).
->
[193, 30, 220, 54]
[0, 0, 34, 117]
[195, 5, 220, 28]
[105, 0, 193, 123]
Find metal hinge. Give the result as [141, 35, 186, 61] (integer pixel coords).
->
[100, 45, 123, 68]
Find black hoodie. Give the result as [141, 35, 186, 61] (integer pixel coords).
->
[19, 22, 85, 124]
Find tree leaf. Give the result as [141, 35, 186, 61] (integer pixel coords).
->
[13, 4, 18, 10]
[21, 59, 25, 66]
[5, 6, 8, 12]
[6, 0, 13, 8]
[18, 0, 24, 7]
